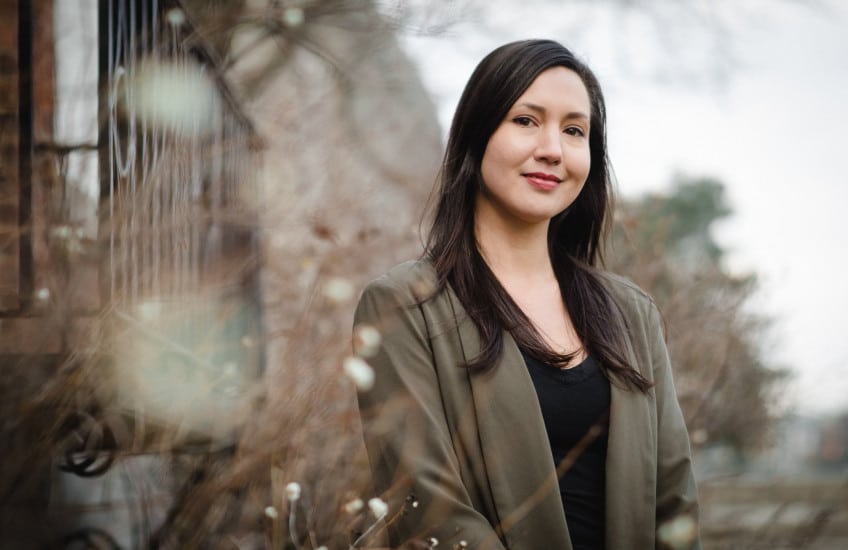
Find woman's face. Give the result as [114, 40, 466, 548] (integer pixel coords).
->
[477, 66, 592, 229]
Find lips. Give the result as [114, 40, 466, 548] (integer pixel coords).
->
[523, 172, 562, 191]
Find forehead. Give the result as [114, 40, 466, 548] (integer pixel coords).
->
[512, 66, 592, 114]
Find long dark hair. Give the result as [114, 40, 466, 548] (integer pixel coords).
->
[425, 39, 651, 392]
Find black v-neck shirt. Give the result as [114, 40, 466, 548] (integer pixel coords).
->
[521, 351, 611, 550]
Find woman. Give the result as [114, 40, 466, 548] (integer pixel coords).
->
[353, 39, 699, 549]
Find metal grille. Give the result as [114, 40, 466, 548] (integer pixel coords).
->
[101, 0, 258, 306]
[95, 0, 265, 438]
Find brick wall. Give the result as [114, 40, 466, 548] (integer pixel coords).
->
[0, 0, 21, 312]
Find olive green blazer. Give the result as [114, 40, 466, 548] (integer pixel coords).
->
[354, 260, 699, 549]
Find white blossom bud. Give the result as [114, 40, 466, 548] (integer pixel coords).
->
[264, 506, 278, 519]
[35, 288, 50, 302]
[367, 497, 388, 520]
[137, 301, 161, 320]
[353, 324, 382, 357]
[410, 275, 436, 298]
[132, 60, 215, 137]
[52, 226, 71, 239]
[344, 356, 375, 391]
[657, 514, 697, 550]
[426, 536, 439, 548]
[692, 429, 708, 445]
[166, 8, 185, 26]
[285, 482, 301, 502]
[323, 277, 355, 303]
[283, 7, 305, 27]
[343, 498, 364, 515]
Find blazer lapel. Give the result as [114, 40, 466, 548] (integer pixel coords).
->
[448, 291, 572, 549]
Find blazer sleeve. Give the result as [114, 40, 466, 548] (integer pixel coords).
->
[647, 300, 702, 548]
[353, 279, 506, 549]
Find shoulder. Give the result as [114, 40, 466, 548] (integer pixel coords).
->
[596, 271, 652, 304]
[359, 259, 439, 304]
[595, 270, 661, 328]
[354, 260, 448, 342]
[367, 259, 437, 291]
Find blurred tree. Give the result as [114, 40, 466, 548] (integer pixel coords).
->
[609, 175, 787, 452]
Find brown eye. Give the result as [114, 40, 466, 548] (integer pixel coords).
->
[513, 116, 534, 127]
[564, 126, 586, 137]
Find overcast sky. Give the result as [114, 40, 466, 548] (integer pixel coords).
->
[397, 0, 848, 416]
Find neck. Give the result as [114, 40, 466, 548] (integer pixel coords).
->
[474, 206, 554, 287]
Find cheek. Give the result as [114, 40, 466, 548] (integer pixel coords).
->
[480, 143, 509, 185]
[573, 147, 592, 182]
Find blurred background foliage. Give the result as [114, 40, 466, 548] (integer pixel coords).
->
[609, 175, 787, 452]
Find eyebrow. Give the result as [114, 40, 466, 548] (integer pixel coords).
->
[517, 102, 590, 121]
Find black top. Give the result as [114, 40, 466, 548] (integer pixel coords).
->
[521, 351, 611, 550]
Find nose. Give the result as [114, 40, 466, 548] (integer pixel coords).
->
[534, 127, 562, 165]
